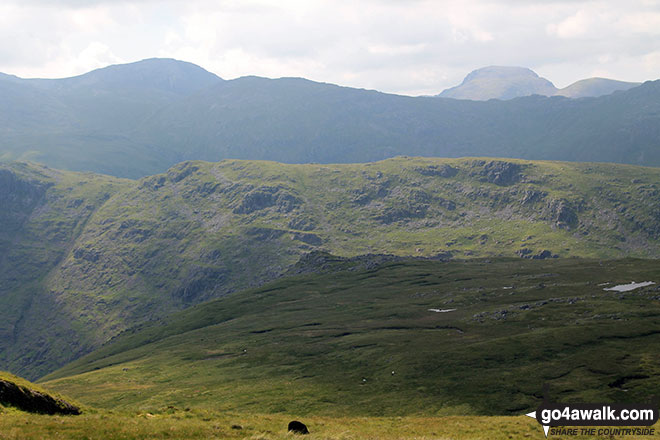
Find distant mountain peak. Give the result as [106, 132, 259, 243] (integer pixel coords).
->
[554, 77, 640, 98]
[62, 58, 223, 95]
[439, 66, 557, 101]
[439, 66, 641, 101]
[9, 58, 223, 97]
[464, 66, 541, 81]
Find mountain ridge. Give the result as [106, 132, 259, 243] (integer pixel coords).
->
[1, 59, 658, 178]
[555, 77, 640, 98]
[12, 58, 222, 93]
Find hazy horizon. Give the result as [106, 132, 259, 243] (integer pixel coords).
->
[2, 0, 659, 95]
[1, 57, 652, 98]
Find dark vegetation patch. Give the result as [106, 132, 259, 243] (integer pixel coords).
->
[608, 375, 650, 389]
[172, 266, 227, 303]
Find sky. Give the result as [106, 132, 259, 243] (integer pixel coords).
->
[1, 0, 660, 96]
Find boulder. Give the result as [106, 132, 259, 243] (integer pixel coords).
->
[288, 420, 309, 435]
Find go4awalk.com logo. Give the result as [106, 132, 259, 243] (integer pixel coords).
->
[525, 401, 658, 437]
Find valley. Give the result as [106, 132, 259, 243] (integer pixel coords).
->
[40, 257, 660, 417]
[3, 157, 660, 381]
[3, 4, 660, 438]
[2, 256, 659, 439]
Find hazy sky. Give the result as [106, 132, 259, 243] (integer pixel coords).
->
[2, 0, 660, 95]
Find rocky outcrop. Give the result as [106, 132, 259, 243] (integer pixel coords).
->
[517, 248, 558, 259]
[544, 199, 578, 229]
[520, 189, 546, 205]
[414, 164, 458, 178]
[246, 227, 322, 245]
[0, 168, 48, 230]
[245, 227, 288, 241]
[375, 204, 428, 224]
[234, 186, 302, 214]
[172, 266, 227, 303]
[293, 232, 323, 246]
[286, 251, 453, 276]
[478, 160, 522, 186]
[287, 217, 316, 231]
[0, 378, 80, 415]
[73, 247, 100, 263]
[350, 183, 390, 205]
[167, 162, 200, 183]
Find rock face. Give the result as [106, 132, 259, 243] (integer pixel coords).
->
[517, 248, 558, 260]
[234, 186, 302, 214]
[0, 378, 80, 415]
[414, 164, 458, 178]
[288, 420, 309, 435]
[478, 160, 522, 186]
[544, 199, 579, 229]
[173, 266, 227, 303]
[0, 169, 48, 230]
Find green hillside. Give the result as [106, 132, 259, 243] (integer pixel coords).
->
[3, 157, 660, 380]
[42, 256, 660, 417]
[0, 162, 130, 378]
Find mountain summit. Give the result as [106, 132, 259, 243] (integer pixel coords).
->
[438, 66, 640, 101]
[438, 66, 557, 100]
[0, 60, 656, 177]
[555, 77, 640, 98]
[24, 58, 223, 95]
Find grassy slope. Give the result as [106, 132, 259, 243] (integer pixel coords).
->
[4, 411, 660, 440]
[43, 257, 660, 418]
[0, 412, 579, 440]
[4, 157, 660, 379]
[0, 162, 131, 378]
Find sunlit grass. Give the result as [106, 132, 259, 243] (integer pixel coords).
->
[3, 410, 658, 440]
